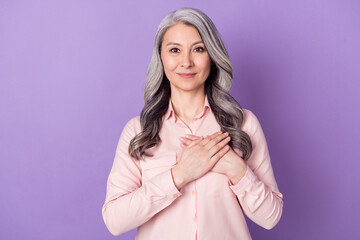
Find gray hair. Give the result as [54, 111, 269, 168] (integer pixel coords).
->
[129, 7, 252, 160]
[145, 7, 232, 101]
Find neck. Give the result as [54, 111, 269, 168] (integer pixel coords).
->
[170, 89, 206, 123]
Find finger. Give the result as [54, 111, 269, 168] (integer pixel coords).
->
[179, 137, 194, 147]
[180, 136, 200, 142]
[207, 135, 231, 157]
[210, 145, 231, 165]
[198, 131, 223, 146]
[187, 136, 204, 148]
[202, 131, 221, 141]
[182, 135, 201, 142]
[203, 132, 229, 149]
[185, 134, 201, 140]
[211, 131, 223, 137]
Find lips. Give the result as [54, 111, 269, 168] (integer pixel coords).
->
[177, 73, 196, 78]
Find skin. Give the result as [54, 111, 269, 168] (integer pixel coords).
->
[160, 22, 211, 125]
[160, 23, 246, 190]
[180, 134, 247, 185]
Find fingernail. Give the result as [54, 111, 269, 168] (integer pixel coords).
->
[224, 132, 229, 136]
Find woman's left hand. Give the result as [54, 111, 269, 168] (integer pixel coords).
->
[180, 134, 247, 185]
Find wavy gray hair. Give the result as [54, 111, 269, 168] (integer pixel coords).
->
[129, 7, 252, 160]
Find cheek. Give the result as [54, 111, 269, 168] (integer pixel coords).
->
[197, 57, 212, 73]
[161, 55, 178, 71]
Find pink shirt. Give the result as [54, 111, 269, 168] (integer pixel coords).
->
[102, 96, 283, 239]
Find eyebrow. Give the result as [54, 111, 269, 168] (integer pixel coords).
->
[165, 40, 204, 47]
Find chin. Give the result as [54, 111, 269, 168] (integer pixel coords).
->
[171, 82, 205, 93]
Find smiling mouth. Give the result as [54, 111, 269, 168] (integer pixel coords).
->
[177, 73, 196, 78]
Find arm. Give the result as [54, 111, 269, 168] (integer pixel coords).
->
[229, 110, 283, 230]
[179, 111, 283, 229]
[101, 117, 181, 236]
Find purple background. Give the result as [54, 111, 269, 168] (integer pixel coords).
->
[1, 0, 359, 239]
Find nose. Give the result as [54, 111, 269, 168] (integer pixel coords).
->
[181, 51, 194, 68]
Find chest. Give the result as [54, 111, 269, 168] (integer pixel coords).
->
[139, 112, 222, 181]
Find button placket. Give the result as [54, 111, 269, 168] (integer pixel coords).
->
[193, 182, 198, 239]
[192, 190, 197, 222]
[193, 181, 198, 223]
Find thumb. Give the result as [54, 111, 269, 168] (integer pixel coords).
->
[187, 136, 203, 148]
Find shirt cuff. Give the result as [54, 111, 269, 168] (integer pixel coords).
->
[150, 168, 182, 200]
[229, 165, 257, 195]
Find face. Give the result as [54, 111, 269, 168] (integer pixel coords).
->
[160, 23, 212, 94]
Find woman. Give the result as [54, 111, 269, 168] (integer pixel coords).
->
[102, 7, 283, 240]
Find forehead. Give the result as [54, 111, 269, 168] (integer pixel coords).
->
[162, 23, 202, 44]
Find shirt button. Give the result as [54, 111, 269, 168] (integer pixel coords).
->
[192, 190, 195, 195]
[193, 216, 196, 222]
[173, 193, 179, 198]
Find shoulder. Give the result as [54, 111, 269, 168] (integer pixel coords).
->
[241, 108, 262, 137]
[120, 116, 142, 140]
[124, 116, 141, 131]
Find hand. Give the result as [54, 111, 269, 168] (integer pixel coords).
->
[180, 133, 247, 185]
[171, 131, 231, 190]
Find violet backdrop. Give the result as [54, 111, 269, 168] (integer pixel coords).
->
[1, 0, 359, 239]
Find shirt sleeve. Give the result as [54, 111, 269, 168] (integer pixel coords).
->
[101, 117, 182, 236]
[229, 110, 284, 230]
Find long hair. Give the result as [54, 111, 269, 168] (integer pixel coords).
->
[129, 7, 252, 160]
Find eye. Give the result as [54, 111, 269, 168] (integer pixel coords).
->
[170, 48, 180, 53]
[194, 47, 205, 52]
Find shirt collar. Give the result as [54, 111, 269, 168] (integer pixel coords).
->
[164, 95, 211, 122]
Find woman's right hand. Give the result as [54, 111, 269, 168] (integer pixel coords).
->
[171, 131, 231, 190]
